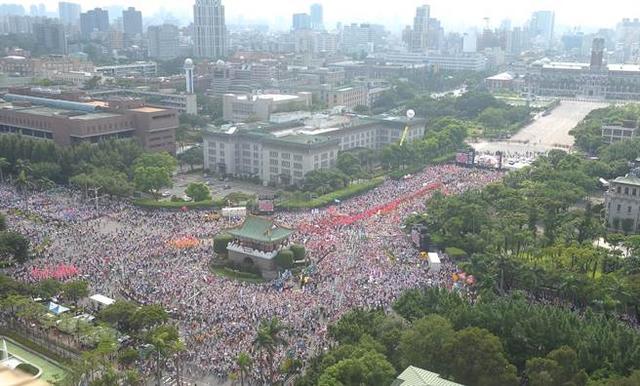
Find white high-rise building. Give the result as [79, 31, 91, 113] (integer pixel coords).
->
[410, 5, 430, 53]
[58, 2, 81, 26]
[193, 0, 227, 59]
[184, 58, 195, 94]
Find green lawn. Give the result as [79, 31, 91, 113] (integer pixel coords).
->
[4, 337, 69, 383]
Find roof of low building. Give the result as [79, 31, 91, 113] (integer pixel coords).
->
[612, 174, 640, 186]
[392, 366, 465, 386]
[227, 215, 293, 243]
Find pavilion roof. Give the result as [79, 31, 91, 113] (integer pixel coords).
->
[227, 215, 293, 243]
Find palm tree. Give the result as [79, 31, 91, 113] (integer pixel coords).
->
[253, 318, 288, 385]
[236, 352, 252, 386]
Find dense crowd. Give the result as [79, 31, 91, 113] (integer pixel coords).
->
[0, 164, 503, 383]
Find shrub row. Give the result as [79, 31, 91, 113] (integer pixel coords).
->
[279, 178, 384, 209]
[133, 198, 225, 210]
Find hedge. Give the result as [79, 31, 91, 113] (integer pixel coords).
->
[274, 249, 294, 269]
[213, 233, 234, 255]
[16, 362, 39, 376]
[290, 244, 306, 260]
[211, 266, 265, 283]
[279, 178, 384, 209]
[133, 198, 225, 209]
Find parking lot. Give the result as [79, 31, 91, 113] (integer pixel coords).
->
[165, 173, 277, 201]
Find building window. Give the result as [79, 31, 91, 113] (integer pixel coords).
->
[625, 187, 629, 195]
[294, 155, 302, 161]
[270, 151, 278, 158]
[634, 188, 637, 196]
[617, 186, 621, 193]
[282, 161, 290, 167]
[270, 159, 278, 165]
[281, 153, 290, 159]
[294, 163, 302, 169]
[629, 206, 633, 213]
[617, 204, 621, 212]
[270, 166, 278, 173]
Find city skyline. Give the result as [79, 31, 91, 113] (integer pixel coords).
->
[6, 0, 640, 32]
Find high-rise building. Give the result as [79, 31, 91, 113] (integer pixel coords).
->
[58, 2, 81, 26]
[33, 19, 67, 54]
[591, 37, 605, 69]
[184, 58, 195, 94]
[122, 7, 142, 36]
[530, 10, 555, 48]
[310, 3, 323, 30]
[80, 8, 109, 35]
[341, 23, 386, 54]
[462, 32, 477, 53]
[410, 5, 430, 53]
[193, 0, 227, 58]
[292, 13, 311, 30]
[148, 24, 180, 60]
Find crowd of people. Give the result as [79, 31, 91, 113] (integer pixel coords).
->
[0, 164, 503, 383]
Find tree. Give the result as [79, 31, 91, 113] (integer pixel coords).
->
[133, 152, 177, 174]
[525, 346, 588, 386]
[290, 244, 306, 260]
[145, 324, 182, 386]
[442, 327, 518, 386]
[213, 233, 233, 255]
[253, 318, 288, 384]
[399, 315, 455, 373]
[236, 352, 252, 386]
[62, 280, 89, 306]
[0, 213, 6, 232]
[336, 153, 363, 180]
[35, 279, 62, 299]
[99, 300, 138, 332]
[185, 182, 211, 202]
[179, 147, 204, 171]
[318, 350, 396, 386]
[131, 304, 169, 332]
[134, 166, 172, 199]
[0, 231, 30, 264]
[0, 156, 8, 182]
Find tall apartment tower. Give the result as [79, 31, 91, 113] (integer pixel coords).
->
[310, 3, 323, 30]
[193, 0, 227, 59]
[34, 19, 68, 54]
[410, 5, 430, 53]
[80, 8, 109, 35]
[58, 2, 81, 26]
[148, 24, 179, 60]
[184, 58, 195, 94]
[122, 7, 142, 36]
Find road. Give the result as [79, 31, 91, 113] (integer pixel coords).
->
[471, 100, 609, 155]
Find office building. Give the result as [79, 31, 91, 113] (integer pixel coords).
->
[602, 124, 637, 144]
[95, 62, 157, 77]
[292, 13, 311, 30]
[605, 169, 640, 233]
[530, 10, 555, 48]
[310, 3, 323, 30]
[410, 5, 430, 53]
[122, 7, 142, 37]
[202, 114, 425, 185]
[462, 32, 477, 53]
[80, 8, 109, 35]
[89, 89, 197, 115]
[0, 94, 177, 153]
[425, 53, 487, 71]
[341, 23, 386, 54]
[320, 86, 369, 109]
[526, 38, 640, 99]
[33, 19, 67, 55]
[222, 92, 313, 122]
[193, 0, 227, 59]
[58, 2, 80, 26]
[147, 24, 179, 60]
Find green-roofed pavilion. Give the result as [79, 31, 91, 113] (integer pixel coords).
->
[391, 366, 465, 386]
[227, 215, 293, 244]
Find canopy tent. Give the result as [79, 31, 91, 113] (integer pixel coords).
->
[47, 302, 70, 315]
[427, 252, 441, 272]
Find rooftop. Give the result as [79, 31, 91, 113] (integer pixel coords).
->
[612, 174, 640, 186]
[392, 366, 465, 386]
[235, 94, 301, 102]
[130, 106, 165, 113]
[227, 216, 293, 243]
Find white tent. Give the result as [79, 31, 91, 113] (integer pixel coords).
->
[89, 294, 115, 307]
[427, 252, 441, 272]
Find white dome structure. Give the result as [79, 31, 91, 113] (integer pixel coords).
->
[184, 58, 194, 69]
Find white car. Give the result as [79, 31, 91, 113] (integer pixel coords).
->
[161, 191, 172, 198]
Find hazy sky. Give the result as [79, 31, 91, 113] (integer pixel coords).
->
[19, 0, 640, 32]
